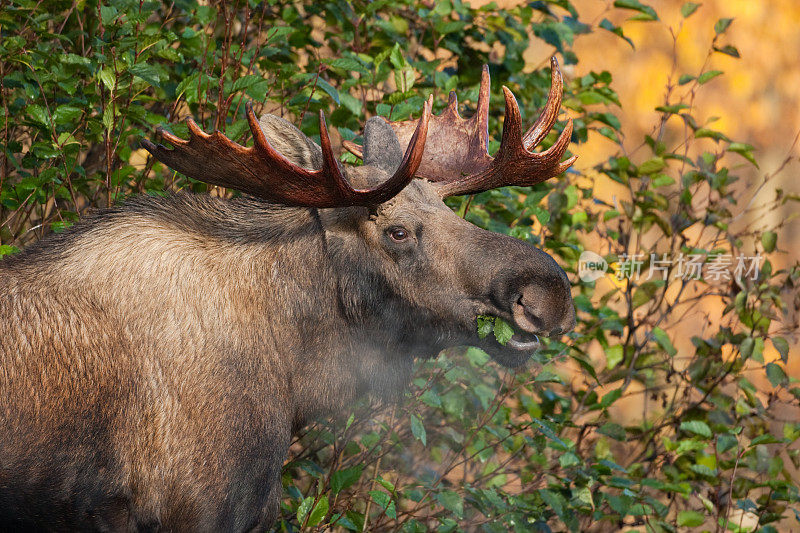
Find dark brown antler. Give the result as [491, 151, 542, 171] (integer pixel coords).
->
[343, 57, 575, 198]
[142, 101, 431, 208]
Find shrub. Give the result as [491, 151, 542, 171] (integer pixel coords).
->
[1, 0, 797, 531]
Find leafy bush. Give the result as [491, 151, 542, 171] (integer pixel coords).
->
[1, 0, 798, 531]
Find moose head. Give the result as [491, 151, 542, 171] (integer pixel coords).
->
[142, 58, 576, 371]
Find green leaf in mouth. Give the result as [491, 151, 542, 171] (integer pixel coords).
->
[476, 315, 516, 345]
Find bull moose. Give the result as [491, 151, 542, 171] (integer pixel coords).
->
[0, 59, 576, 531]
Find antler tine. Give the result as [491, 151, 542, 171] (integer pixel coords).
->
[471, 64, 491, 151]
[432, 58, 574, 197]
[443, 91, 459, 118]
[522, 57, 564, 150]
[341, 139, 363, 160]
[316, 110, 355, 196]
[143, 100, 431, 208]
[544, 117, 576, 169]
[497, 86, 525, 155]
[340, 57, 574, 198]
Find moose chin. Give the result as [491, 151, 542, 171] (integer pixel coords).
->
[0, 58, 576, 531]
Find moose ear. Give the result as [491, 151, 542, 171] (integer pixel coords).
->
[257, 114, 324, 171]
[363, 117, 404, 175]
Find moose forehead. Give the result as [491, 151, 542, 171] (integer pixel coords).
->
[344, 166, 451, 219]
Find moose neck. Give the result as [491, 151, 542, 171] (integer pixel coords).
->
[2, 194, 402, 434]
[287, 208, 421, 428]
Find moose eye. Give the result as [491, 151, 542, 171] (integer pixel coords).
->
[388, 227, 409, 242]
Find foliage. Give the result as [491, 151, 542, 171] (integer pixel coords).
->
[1, 0, 798, 531]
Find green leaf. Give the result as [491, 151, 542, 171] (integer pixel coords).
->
[698, 70, 723, 85]
[97, 68, 116, 91]
[766, 362, 787, 387]
[771, 337, 789, 363]
[532, 418, 567, 448]
[728, 142, 757, 166]
[435, 490, 464, 519]
[652, 327, 677, 356]
[389, 43, 407, 70]
[752, 338, 765, 363]
[375, 475, 394, 492]
[315, 78, 340, 104]
[638, 157, 665, 175]
[477, 316, 493, 339]
[599, 19, 634, 49]
[102, 105, 116, 131]
[761, 231, 777, 253]
[493, 318, 514, 345]
[572, 485, 594, 510]
[655, 103, 690, 114]
[714, 44, 740, 58]
[369, 490, 392, 512]
[740, 337, 755, 359]
[369, 489, 389, 507]
[129, 63, 161, 88]
[331, 465, 363, 494]
[695, 128, 730, 142]
[232, 74, 264, 92]
[328, 58, 369, 73]
[394, 66, 415, 93]
[306, 496, 328, 527]
[571, 354, 598, 382]
[297, 496, 314, 524]
[336, 513, 360, 531]
[750, 433, 783, 446]
[99, 4, 118, 23]
[717, 434, 738, 454]
[265, 25, 294, 40]
[435, 20, 467, 35]
[598, 422, 627, 441]
[0, 245, 20, 257]
[606, 345, 624, 370]
[600, 388, 622, 409]
[539, 489, 567, 522]
[613, 0, 658, 21]
[677, 510, 705, 527]
[339, 93, 362, 116]
[714, 17, 733, 35]
[681, 2, 701, 18]
[651, 174, 675, 187]
[410, 414, 427, 446]
[27, 104, 49, 126]
[680, 420, 712, 438]
[532, 206, 550, 225]
[175, 72, 200, 101]
[53, 105, 83, 125]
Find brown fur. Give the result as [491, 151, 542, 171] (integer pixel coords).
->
[0, 117, 575, 531]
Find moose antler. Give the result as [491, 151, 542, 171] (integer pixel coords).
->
[343, 57, 576, 198]
[142, 101, 431, 208]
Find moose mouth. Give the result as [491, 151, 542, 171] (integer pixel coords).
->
[477, 316, 543, 369]
[506, 330, 541, 351]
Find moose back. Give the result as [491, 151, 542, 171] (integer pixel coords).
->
[0, 60, 576, 531]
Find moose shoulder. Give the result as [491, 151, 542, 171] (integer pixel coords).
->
[0, 60, 576, 531]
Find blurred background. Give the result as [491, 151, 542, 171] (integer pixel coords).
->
[479, 3, 800, 519]
[492, 0, 800, 266]
[511, 0, 800, 389]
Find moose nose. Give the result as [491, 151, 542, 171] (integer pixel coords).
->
[511, 280, 575, 338]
